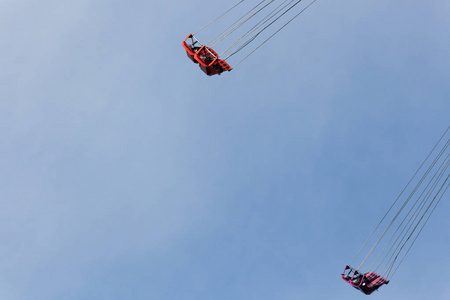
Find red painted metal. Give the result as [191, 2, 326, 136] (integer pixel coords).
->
[182, 34, 198, 63]
[341, 265, 389, 295]
[182, 34, 232, 76]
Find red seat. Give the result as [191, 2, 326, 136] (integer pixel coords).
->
[182, 34, 232, 76]
[342, 266, 389, 295]
[182, 34, 198, 63]
[359, 272, 389, 295]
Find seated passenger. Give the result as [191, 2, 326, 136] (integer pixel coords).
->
[342, 266, 389, 295]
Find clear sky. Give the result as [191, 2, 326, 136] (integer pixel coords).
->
[0, 1, 449, 299]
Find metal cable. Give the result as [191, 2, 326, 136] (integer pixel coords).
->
[220, 0, 295, 56]
[385, 166, 450, 279]
[195, 1, 245, 35]
[227, 0, 309, 60]
[208, 0, 272, 47]
[389, 176, 450, 280]
[381, 153, 450, 276]
[370, 140, 450, 271]
[374, 163, 445, 273]
[350, 126, 450, 268]
[231, 0, 317, 67]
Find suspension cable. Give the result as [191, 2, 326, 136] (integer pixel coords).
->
[357, 139, 449, 270]
[207, 0, 269, 46]
[370, 140, 450, 271]
[389, 176, 450, 280]
[220, 0, 296, 56]
[381, 153, 450, 277]
[384, 158, 450, 276]
[210, 0, 275, 47]
[230, 0, 317, 68]
[350, 126, 450, 268]
[226, 0, 307, 59]
[195, 1, 246, 35]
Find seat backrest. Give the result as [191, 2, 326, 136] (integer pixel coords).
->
[364, 272, 388, 288]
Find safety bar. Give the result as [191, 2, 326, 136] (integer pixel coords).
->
[194, 46, 219, 68]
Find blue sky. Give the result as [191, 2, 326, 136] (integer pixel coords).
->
[0, 1, 449, 299]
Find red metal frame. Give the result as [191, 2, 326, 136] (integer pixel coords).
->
[341, 265, 389, 295]
[194, 46, 221, 76]
[194, 46, 219, 68]
[182, 34, 198, 63]
[182, 34, 232, 76]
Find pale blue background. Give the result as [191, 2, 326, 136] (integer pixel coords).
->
[1, 1, 449, 299]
